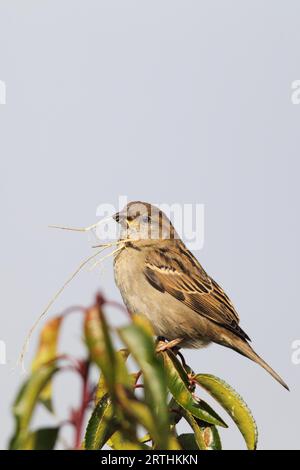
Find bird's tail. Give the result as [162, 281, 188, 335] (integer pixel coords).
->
[230, 338, 289, 391]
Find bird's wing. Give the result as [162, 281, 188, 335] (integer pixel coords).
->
[144, 244, 250, 341]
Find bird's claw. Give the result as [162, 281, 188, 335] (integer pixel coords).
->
[156, 338, 182, 353]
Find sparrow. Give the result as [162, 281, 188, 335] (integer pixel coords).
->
[113, 201, 288, 390]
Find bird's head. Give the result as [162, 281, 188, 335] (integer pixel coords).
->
[113, 201, 178, 242]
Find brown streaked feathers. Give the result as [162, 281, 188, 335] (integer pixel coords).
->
[144, 243, 250, 342]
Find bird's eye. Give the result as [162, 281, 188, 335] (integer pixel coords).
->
[142, 215, 151, 223]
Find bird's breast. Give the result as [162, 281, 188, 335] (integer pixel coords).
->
[114, 247, 152, 313]
[113, 247, 211, 348]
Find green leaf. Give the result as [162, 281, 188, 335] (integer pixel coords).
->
[118, 315, 170, 448]
[161, 350, 227, 428]
[84, 394, 118, 450]
[182, 410, 222, 450]
[168, 398, 183, 426]
[10, 364, 58, 449]
[31, 317, 63, 412]
[166, 435, 182, 450]
[200, 424, 222, 450]
[116, 382, 163, 447]
[95, 349, 131, 405]
[108, 431, 148, 450]
[181, 410, 207, 449]
[178, 406, 221, 450]
[194, 374, 258, 450]
[84, 306, 131, 394]
[178, 433, 198, 450]
[21, 427, 59, 450]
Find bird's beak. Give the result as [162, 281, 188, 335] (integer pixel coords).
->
[113, 212, 120, 223]
[113, 210, 129, 226]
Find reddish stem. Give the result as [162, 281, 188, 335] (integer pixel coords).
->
[55, 354, 83, 370]
[102, 299, 131, 318]
[134, 370, 142, 385]
[72, 360, 91, 449]
[60, 306, 86, 318]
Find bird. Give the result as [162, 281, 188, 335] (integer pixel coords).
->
[113, 201, 289, 390]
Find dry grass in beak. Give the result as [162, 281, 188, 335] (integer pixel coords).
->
[17, 219, 127, 373]
[88, 245, 125, 271]
[49, 216, 112, 233]
[88, 238, 133, 271]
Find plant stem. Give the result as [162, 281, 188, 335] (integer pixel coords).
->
[73, 360, 91, 449]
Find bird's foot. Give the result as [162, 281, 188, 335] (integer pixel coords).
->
[156, 337, 182, 353]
